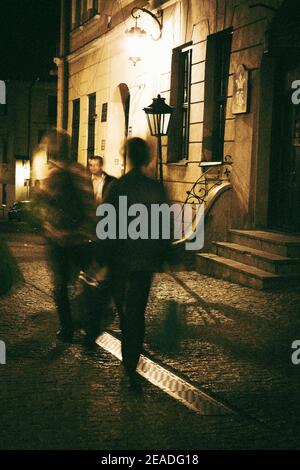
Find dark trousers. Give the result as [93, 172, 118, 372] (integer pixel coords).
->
[47, 243, 90, 332]
[110, 271, 153, 375]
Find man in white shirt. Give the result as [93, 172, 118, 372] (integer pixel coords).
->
[88, 155, 115, 204]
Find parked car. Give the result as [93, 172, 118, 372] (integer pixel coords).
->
[8, 201, 32, 222]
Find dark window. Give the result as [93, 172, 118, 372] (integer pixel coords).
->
[87, 93, 96, 159]
[202, 29, 232, 162]
[75, 0, 81, 27]
[48, 96, 57, 125]
[101, 102, 108, 122]
[88, 0, 98, 18]
[75, 0, 99, 25]
[2, 184, 7, 206]
[168, 44, 192, 162]
[93, 0, 98, 13]
[71, 99, 80, 161]
[81, 0, 88, 22]
[0, 139, 8, 164]
[38, 130, 46, 144]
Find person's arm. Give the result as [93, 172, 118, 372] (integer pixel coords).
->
[158, 182, 183, 269]
[102, 178, 119, 205]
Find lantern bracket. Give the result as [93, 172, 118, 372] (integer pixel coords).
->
[131, 7, 163, 41]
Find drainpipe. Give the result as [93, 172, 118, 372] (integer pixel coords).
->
[26, 79, 35, 200]
[27, 80, 35, 160]
[57, 0, 70, 130]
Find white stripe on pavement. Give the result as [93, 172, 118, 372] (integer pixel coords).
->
[96, 332, 234, 416]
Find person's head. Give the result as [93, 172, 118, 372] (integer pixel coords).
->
[44, 128, 71, 163]
[125, 137, 151, 169]
[88, 155, 104, 176]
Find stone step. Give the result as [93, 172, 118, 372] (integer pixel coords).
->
[196, 253, 300, 290]
[213, 242, 300, 275]
[229, 229, 300, 257]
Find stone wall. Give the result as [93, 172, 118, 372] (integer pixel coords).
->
[64, 0, 284, 236]
[0, 80, 57, 206]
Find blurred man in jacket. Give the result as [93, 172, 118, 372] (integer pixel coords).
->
[101, 138, 176, 390]
[88, 155, 115, 204]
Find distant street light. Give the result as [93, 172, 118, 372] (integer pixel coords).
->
[143, 94, 174, 183]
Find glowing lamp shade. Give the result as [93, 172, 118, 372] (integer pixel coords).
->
[126, 25, 147, 66]
[143, 95, 174, 136]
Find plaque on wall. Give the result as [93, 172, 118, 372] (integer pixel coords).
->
[101, 103, 108, 122]
[232, 64, 249, 114]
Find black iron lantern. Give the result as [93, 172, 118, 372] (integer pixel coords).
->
[143, 95, 174, 137]
[143, 95, 174, 183]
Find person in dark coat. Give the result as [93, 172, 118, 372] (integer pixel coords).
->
[100, 137, 176, 390]
[36, 128, 96, 342]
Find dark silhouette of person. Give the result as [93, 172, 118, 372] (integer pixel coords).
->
[101, 137, 176, 390]
[36, 128, 95, 342]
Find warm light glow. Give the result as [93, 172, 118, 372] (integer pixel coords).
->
[16, 160, 30, 186]
[15, 160, 31, 200]
[32, 148, 49, 181]
[146, 113, 172, 136]
[126, 26, 147, 66]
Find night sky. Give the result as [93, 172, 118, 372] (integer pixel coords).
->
[0, 0, 60, 81]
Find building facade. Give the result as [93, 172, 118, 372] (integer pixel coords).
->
[0, 79, 57, 210]
[57, 0, 300, 288]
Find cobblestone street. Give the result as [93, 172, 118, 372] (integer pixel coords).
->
[1, 222, 300, 449]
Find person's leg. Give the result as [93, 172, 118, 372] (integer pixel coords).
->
[121, 272, 152, 376]
[83, 280, 113, 344]
[47, 244, 74, 339]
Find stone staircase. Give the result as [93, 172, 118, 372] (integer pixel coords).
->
[196, 229, 300, 290]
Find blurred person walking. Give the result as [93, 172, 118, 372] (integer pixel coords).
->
[36, 128, 96, 342]
[101, 138, 176, 390]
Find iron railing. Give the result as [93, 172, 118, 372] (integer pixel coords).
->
[184, 155, 233, 206]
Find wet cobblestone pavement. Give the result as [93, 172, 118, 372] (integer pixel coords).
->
[1, 222, 300, 449]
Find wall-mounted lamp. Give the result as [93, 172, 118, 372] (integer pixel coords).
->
[126, 7, 163, 66]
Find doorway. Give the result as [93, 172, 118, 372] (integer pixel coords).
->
[110, 84, 130, 176]
[268, 1, 300, 233]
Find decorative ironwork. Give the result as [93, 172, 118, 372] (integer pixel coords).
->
[130, 7, 163, 41]
[171, 156, 233, 247]
[184, 156, 233, 206]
